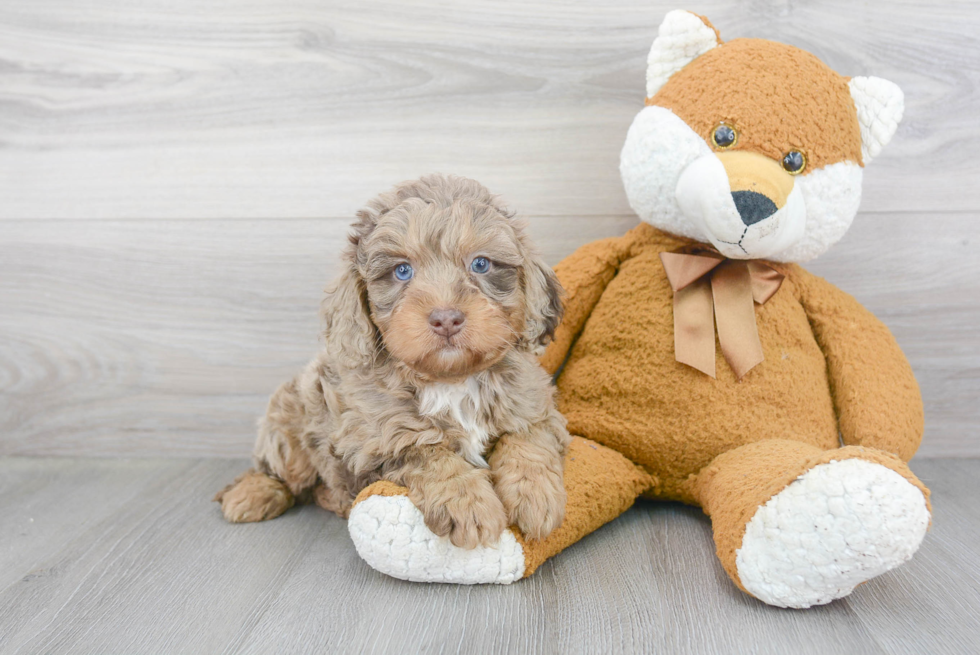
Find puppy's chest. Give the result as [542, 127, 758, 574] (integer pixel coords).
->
[418, 377, 495, 468]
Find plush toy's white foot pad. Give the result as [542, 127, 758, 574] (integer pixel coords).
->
[348, 494, 525, 584]
[736, 459, 929, 608]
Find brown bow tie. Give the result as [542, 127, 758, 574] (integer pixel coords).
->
[659, 250, 784, 380]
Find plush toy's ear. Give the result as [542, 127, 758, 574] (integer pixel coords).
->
[646, 10, 721, 98]
[849, 76, 904, 164]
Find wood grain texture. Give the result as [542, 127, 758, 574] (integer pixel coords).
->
[0, 0, 978, 219]
[0, 457, 977, 654]
[1, 2, 975, 648]
[0, 458, 190, 591]
[2, 212, 976, 457]
[1, 0, 977, 456]
[0, 214, 634, 457]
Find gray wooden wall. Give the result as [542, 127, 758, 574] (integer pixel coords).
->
[2, 0, 977, 457]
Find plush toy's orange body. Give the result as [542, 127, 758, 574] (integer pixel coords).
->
[535, 222, 928, 607]
[348, 11, 931, 608]
[543, 223, 924, 503]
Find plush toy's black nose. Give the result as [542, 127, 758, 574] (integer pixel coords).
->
[429, 308, 466, 338]
[732, 190, 778, 226]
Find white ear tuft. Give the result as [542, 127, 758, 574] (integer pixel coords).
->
[849, 76, 904, 164]
[646, 10, 719, 98]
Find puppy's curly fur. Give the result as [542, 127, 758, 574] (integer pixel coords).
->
[216, 174, 570, 547]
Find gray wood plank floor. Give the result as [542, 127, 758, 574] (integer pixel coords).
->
[1, 457, 977, 655]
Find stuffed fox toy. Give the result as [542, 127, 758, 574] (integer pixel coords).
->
[346, 10, 930, 608]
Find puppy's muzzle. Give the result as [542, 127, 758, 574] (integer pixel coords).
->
[429, 308, 466, 338]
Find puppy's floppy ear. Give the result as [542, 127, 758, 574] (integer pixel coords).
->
[322, 211, 379, 369]
[521, 249, 564, 355]
[322, 266, 377, 369]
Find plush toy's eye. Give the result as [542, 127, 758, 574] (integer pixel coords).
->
[711, 124, 738, 149]
[470, 257, 491, 274]
[782, 150, 807, 175]
[394, 263, 414, 281]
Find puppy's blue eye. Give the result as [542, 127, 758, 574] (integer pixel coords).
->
[394, 263, 413, 281]
[470, 257, 491, 274]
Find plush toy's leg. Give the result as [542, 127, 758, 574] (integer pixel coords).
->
[690, 440, 931, 608]
[347, 436, 652, 584]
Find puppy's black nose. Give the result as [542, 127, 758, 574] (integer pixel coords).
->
[428, 308, 466, 338]
[732, 190, 778, 226]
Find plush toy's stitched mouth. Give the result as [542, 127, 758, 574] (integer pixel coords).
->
[716, 226, 749, 255]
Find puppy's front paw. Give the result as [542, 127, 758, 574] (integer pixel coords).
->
[415, 473, 508, 549]
[496, 470, 566, 541]
[214, 470, 294, 523]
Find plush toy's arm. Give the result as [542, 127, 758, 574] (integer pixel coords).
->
[789, 267, 923, 461]
[539, 236, 629, 375]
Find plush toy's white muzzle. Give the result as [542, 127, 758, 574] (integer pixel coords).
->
[674, 153, 807, 260]
[620, 106, 865, 263]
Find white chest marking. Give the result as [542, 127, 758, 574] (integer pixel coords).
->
[418, 377, 492, 468]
